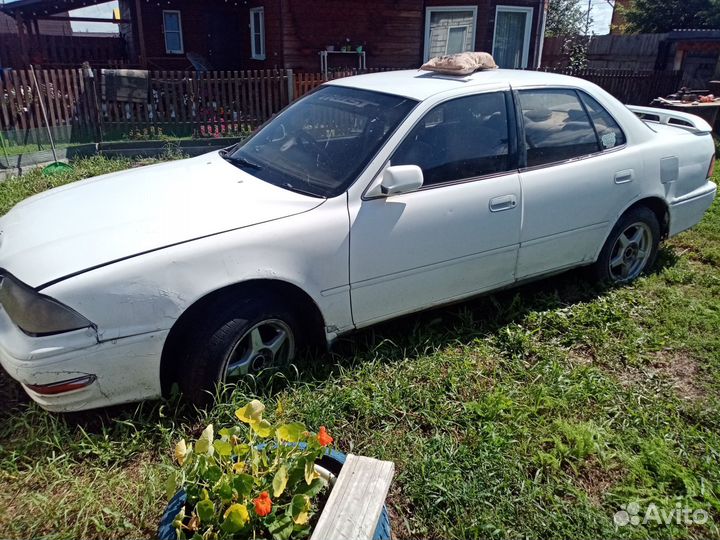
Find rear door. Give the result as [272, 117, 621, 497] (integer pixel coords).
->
[515, 87, 643, 279]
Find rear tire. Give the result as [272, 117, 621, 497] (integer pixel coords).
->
[178, 293, 301, 405]
[589, 207, 660, 284]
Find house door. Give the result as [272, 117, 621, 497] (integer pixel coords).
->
[207, 13, 241, 68]
[492, 6, 534, 69]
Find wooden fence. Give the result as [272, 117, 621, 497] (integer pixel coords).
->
[539, 67, 683, 106]
[0, 68, 294, 142]
[294, 68, 399, 99]
[542, 34, 669, 71]
[0, 66, 684, 145]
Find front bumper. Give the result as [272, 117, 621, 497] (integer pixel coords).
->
[669, 181, 717, 237]
[0, 306, 166, 412]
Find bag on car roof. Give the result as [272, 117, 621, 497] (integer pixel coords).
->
[420, 52, 498, 76]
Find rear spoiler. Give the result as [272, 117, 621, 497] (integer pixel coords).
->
[626, 105, 713, 134]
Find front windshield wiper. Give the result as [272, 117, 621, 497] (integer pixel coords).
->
[281, 182, 326, 199]
[220, 150, 263, 170]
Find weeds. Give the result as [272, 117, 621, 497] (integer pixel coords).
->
[0, 163, 718, 539]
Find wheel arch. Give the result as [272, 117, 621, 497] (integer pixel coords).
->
[159, 279, 326, 396]
[624, 196, 670, 239]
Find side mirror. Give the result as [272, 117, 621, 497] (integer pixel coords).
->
[379, 165, 424, 196]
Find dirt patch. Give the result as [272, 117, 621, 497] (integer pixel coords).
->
[567, 346, 597, 367]
[618, 351, 706, 402]
[575, 457, 625, 507]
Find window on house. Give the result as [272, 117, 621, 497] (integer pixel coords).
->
[392, 92, 511, 186]
[424, 7, 477, 62]
[163, 10, 183, 54]
[250, 7, 265, 60]
[492, 6, 533, 68]
[518, 89, 601, 168]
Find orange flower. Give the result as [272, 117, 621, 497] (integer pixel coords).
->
[317, 426, 333, 447]
[253, 491, 272, 517]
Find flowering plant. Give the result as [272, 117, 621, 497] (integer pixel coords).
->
[170, 400, 334, 539]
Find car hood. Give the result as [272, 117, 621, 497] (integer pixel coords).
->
[0, 152, 325, 288]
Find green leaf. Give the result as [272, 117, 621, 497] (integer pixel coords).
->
[272, 465, 289, 498]
[297, 477, 327, 498]
[204, 464, 222, 484]
[233, 443, 250, 457]
[221, 503, 249, 533]
[304, 459, 318, 485]
[276, 423, 306, 442]
[232, 473, 254, 498]
[218, 427, 239, 439]
[195, 498, 215, 523]
[165, 473, 179, 499]
[196, 424, 214, 456]
[215, 478, 233, 503]
[267, 514, 294, 540]
[287, 460, 305, 488]
[290, 494, 311, 525]
[251, 419, 274, 438]
[235, 400, 265, 424]
[213, 439, 232, 457]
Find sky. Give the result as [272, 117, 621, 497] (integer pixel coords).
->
[3, 0, 615, 35]
[584, 0, 615, 35]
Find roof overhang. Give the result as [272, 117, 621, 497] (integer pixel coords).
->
[0, 0, 114, 18]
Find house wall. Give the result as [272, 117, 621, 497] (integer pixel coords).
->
[129, 0, 544, 71]
[277, 0, 544, 72]
[133, 0, 247, 70]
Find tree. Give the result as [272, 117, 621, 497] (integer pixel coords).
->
[545, 0, 589, 37]
[621, 0, 717, 33]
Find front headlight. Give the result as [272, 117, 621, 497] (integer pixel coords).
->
[0, 275, 92, 336]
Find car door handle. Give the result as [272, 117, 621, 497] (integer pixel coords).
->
[489, 194, 517, 212]
[614, 169, 634, 184]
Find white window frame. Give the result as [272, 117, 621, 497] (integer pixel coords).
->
[250, 7, 266, 60]
[423, 6, 478, 62]
[162, 10, 184, 55]
[445, 25, 470, 55]
[492, 5, 533, 69]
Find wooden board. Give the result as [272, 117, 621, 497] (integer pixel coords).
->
[311, 455, 394, 540]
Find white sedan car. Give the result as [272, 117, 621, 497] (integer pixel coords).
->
[0, 70, 716, 411]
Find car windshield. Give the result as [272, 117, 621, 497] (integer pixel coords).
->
[226, 86, 417, 197]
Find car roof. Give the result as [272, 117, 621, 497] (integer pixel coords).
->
[326, 69, 591, 101]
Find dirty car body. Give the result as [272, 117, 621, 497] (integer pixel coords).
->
[0, 69, 715, 411]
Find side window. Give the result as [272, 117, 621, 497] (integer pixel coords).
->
[391, 92, 511, 186]
[579, 92, 626, 150]
[518, 89, 600, 168]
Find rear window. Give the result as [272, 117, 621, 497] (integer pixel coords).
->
[518, 89, 600, 168]
[579, 92, 626, 150]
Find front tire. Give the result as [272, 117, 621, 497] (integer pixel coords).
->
[179, 294, 300, 405]
[590, 207, 660, 284]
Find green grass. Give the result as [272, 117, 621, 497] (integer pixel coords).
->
[0, 159, 719, 539]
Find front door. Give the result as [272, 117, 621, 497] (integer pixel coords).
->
[349, 91, 522, 326]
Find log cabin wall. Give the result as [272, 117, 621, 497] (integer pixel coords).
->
[132, 0, 544, 71]
[276, 0, 544, 72]
[136, 0, 246, 70]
